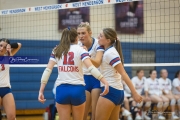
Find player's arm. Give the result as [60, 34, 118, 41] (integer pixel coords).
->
[83, 58, 109, 95]
[90, 51, 103, 68]
[173, 80, 180, 92]
[38, 60, 56, 103]
[114, 63, 142, 103]
[7, 43, 22, 56]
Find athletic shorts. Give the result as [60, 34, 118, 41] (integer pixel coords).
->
[101, 86, 124, 105]
[84, 75, 101, 92]
[56, 84, 86, 106]
[0, 87, 11, 98]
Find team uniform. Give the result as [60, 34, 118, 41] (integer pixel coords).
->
[132, 76, 146, 95]
[100, 46, 124, 105]
[158, 77, 172, 94]
[79, 38, 104, 92]
[123, 82, 131, 98]
[50, 44, 90, 106]
[144, 78, 162, 96]
[172, 78, 180, 95]
[0, 54, 11, 98]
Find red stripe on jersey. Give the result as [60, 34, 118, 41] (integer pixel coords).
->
[109, 57, 120, 66]
[50, 54, 55, 58]
[96, 46, 104, 50]
[81, 53, 89, 60]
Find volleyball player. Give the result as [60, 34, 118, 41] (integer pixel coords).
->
[93, 28, 142, 120]
[172, 70, 180, 116]
[77, 22, 104, 120]
[158, 69, 179, 119]
[121, 81, 142, 120]
[38, 28, 109, 120]
[0, 38, 21, 120]
[144, 70, 169, 120]
[132, 69, 151, 120]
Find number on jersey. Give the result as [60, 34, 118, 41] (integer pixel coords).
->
[63, 52, 74, 65]
[1, 64, 5, 71]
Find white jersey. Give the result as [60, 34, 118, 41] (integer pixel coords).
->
[0, 55, 11, 88]
[158, 77, 172, 94]
[144, 78, 162, 96]
[50, 44, 90, 87]
[79, 38, 104, 75]
[172, 78, 180, 95]
[100, 46, 123, 90]
[123, 81, 131, 97]
[132, 76, 146, 95]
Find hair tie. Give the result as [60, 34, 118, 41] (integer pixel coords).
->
[67, 27, 71, 30]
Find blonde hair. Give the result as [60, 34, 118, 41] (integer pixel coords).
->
[77, 22, 91, 33]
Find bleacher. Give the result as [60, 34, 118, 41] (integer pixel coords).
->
[9, 40, 180, 114]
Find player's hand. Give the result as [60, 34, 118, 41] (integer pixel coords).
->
[6, 44, 12, 56]
[38, 92, 46, 104]
[132, 92, 143, 103]
[100, 83, 109, 96]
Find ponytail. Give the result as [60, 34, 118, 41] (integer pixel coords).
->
[115, 39, 124, 66]
[54, 28, 77, 59]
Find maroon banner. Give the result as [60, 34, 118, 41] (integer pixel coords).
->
[58, 0, 89, 30]
[115, 1, 144, 34]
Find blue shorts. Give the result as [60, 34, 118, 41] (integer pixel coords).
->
[84, 75, 101, 92]
[56, 84, 86, 106]
[0, 87, 11, 98]
[101, 86, 124, 105]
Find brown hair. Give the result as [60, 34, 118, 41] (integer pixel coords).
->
[102, 28, 124, 65]
[0, 38, 10, 44]
[175, 70, 180, 78]
[54, 28, 77, 59]
[77, 22, 91, 33]
[136, 69, 144, 74]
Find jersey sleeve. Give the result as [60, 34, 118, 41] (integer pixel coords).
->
[172, 79, 179, 87]
[105, 52, 121, 67]
[80, 47, 90, 62]
[96, 45, 105, 52]
[49, 51, 57, 63]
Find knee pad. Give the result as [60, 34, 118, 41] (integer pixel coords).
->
[170, 99, 176, 105]
[163, 102, 169, 108]
[157, 102, 163, 108]
[136, 101, 143, 108]
[145, 101, 151, 107]
[177, 99, 180, 105]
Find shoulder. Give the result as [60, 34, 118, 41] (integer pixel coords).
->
[131, 76, 138, 81]
[173, 78, 178, 82]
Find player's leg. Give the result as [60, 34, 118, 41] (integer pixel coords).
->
[56, 103, 71, 120]
[142, 95, 151, 120]
[109, 105, 121, 120]
[165, 93, 179, 119]
[83, 75, 92, 120]
[95, 96, 115, 120]
[83, 91, 91, 120]
[124, 97, 130, 111]
[174, 95, 180, 116]
[91, 89, 101, 120]
[3, 93, 16, 120]
[161, 95, 169, 112]
[72, 102, 86, 120]
[149, 95, 165, 120]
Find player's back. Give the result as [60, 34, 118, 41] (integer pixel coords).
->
[50, 44, 89, 86]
